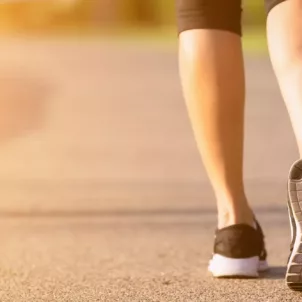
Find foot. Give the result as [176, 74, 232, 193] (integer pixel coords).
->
[286, 159, 302, 291]
[208, 220, 268, 278]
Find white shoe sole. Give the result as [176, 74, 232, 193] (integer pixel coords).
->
[208, 254, 268, 278]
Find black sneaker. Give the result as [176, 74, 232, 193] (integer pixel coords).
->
[286, 159, 302, 291]
[208, 220, 268, 278]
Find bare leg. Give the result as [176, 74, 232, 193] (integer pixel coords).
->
[179, 29, 254, 229]
[267, 0, 302, 155]
[268, 1, 302, 289]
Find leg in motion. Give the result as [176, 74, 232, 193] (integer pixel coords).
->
[267, 0, 302, 291]
[176, 0, 268, 277]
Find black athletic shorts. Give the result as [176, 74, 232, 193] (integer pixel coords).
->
[176, 0, 287, 36]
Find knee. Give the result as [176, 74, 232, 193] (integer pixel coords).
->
[176, 0, 243, 36]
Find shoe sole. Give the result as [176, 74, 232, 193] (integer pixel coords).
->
[208, 254, 268, 278]
[287, 160, 302, 291]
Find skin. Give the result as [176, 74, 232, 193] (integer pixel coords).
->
[178, 0, 302, 229]
[267, 0, 302, 156]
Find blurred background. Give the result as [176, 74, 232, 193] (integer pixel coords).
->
[0, 2, 296, 299]
[0, 0, 269, 56]
[0, 0, 266, 39]
[0, 0, 289, 212]
[0, 0, 266, 28]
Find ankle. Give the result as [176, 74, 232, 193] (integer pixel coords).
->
[218, 207, 254, 229]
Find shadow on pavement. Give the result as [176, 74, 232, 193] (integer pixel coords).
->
[259, 266, 286, 280]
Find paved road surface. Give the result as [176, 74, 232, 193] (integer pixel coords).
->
[0, 37, 299, 301]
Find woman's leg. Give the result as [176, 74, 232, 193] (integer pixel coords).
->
[178, 1, 253, 229]
[267, 0, 302, 291]
[177, 0, 267, 278]
[267, 0, 302, 155]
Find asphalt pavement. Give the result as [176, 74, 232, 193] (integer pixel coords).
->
[0, 37, 298, 301]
